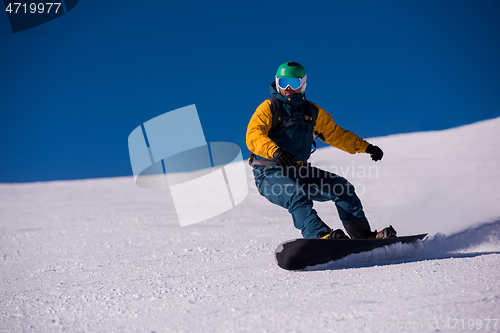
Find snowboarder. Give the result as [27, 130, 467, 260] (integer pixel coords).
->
[247, 62, 396, 240]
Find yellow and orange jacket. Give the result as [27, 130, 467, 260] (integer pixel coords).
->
[246, 84, 370, 163]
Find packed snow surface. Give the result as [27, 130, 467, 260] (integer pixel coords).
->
[1, 118, 500, 332]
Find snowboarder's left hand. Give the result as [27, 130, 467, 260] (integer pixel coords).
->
[366, 144, 383, 161]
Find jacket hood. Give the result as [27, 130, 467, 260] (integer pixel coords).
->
[269, 82, 307, 108]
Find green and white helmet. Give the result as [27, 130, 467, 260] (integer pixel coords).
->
[275, 62, 307, 93]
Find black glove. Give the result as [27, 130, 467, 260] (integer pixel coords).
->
[273, 148, 296, 167]
[366, 144, 383, 161]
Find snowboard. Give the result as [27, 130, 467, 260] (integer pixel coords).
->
[275, 233, 427, 270]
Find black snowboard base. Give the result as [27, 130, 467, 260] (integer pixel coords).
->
[275, 233, 427, 270]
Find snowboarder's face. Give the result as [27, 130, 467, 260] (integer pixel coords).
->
[279, 86, 301, 96]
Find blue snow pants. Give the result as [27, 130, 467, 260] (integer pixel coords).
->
[253, 164, 369, 239]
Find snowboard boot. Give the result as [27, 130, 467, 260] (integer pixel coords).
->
[363, 225, 397, 239]
[376, 225, 397, 239]
[345, 218, 371, 239]
[319, 229, 350, 240]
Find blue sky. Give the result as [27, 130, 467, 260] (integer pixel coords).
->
[1, 0, 499, 183]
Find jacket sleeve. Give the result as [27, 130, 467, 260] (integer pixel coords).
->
[311, 102, 370, 154]
[246, 100, 279, 160]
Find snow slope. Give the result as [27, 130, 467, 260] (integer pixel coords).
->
[1, 117, 500, 333]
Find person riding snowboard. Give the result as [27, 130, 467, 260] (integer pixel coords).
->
[246, 62, 396, 240]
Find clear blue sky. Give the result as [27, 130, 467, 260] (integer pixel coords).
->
[1, 0, 499, 183]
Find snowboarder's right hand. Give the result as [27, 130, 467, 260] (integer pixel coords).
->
[273, 148, 296, 167]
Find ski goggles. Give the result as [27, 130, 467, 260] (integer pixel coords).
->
[276, 75, 307, 90]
